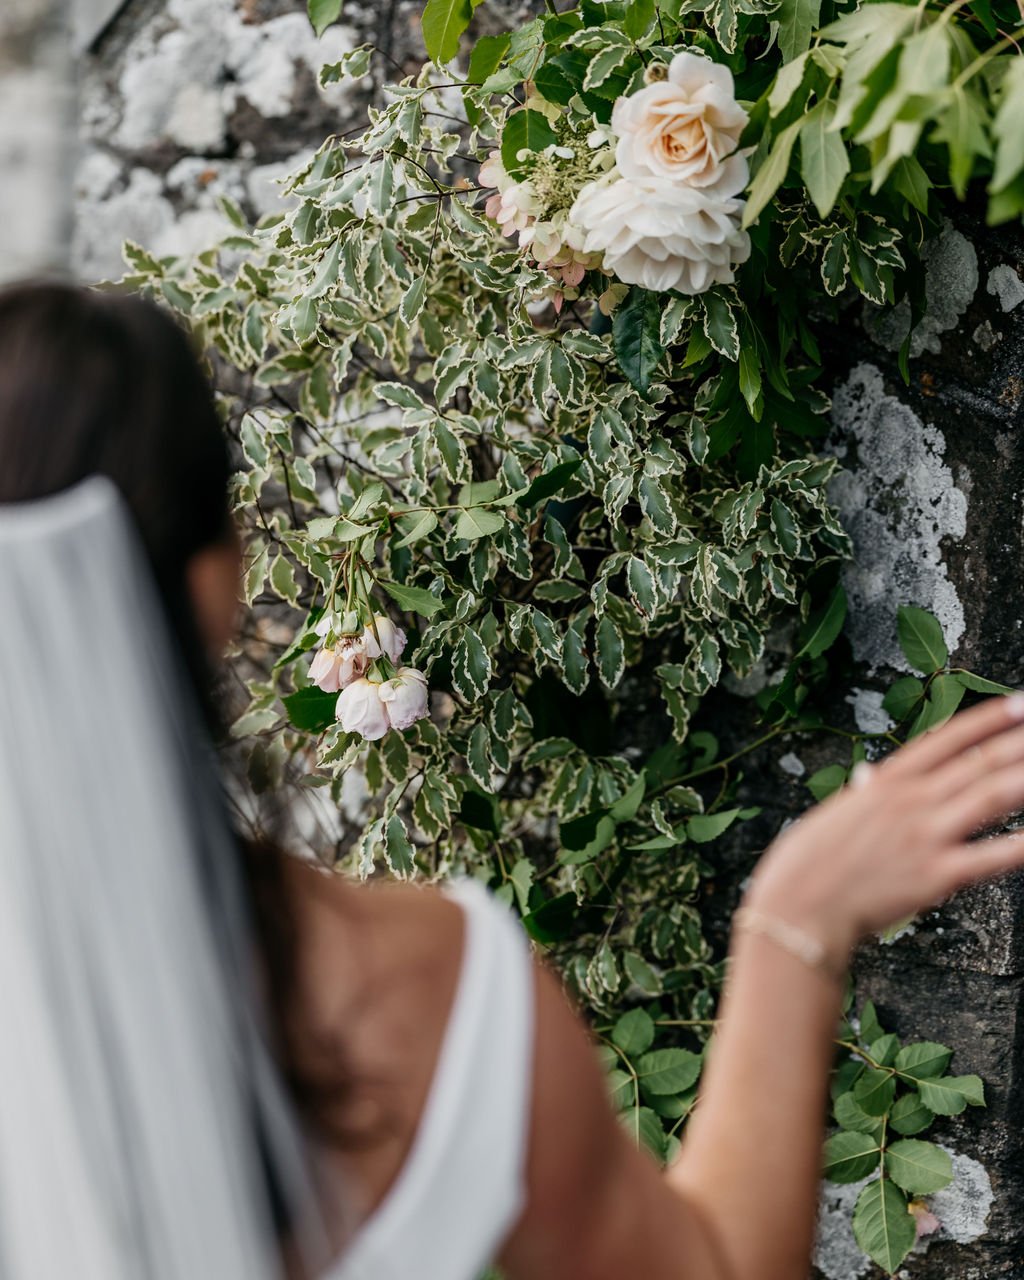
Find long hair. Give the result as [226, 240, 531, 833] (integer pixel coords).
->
[0, 281, 339, 1218]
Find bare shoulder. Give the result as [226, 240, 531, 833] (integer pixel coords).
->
[281, 861, 466, 1218]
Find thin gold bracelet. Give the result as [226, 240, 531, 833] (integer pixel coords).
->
[733, 906, 848, 984]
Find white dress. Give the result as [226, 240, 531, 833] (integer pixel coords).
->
[323, 880, 535, 1280]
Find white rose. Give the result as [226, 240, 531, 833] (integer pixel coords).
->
[377, 667, 429, 731]
[362, 614, 406, 666]
[309, 635, 369, 692]
[336, 677, 391, 740]
[571, 174, 750, 295]
[612, 51, 749, 198]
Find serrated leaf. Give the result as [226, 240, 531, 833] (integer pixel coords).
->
[636, 1048, 702, 1096]
[916, 1074, 985, 1116]
[895, 1042, 953, 1082]
[455, 507, 505, 541]
[422, 0, 472, 64]
[852, 1178, 916, 1274]
[955, 671, 1015, 695]
[885, 1140, 953, 1195]
[889, 1091, 934, 1136]
[854, 1067, 896, 1116]
[307, 0, 342, 37]
[613, 288, 665, 396]
[882, 675, 925, 721]
[380, 579, 445, 618]
[908, 673, 965, 738]
[687, 808, 740, 843]
[777, 0, 822, 62]
[612, 1008, 656, 1056]
[800, 99, 850, 219]
[807, 763, 847, 801]
[282, 686, 337, 732]
[452, 627, 492, 700]
[897, 605, 948, 674]
[501, 109, 559, 179]
[824, 1130, 881, 1183]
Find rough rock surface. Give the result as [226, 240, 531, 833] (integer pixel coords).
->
[67, 4, 1024, 1277]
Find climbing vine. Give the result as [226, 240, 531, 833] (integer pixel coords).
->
[122, 0, 1022, 1267]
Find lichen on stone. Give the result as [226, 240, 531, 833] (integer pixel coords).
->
[986, 264, 1024, 314]
[829, 363, 967, 672]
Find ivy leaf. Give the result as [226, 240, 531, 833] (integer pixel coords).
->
[307, 0, 342, 37]
[852, 1178, 916, 1274]
[422, 0, 472, 65]
[613, 288, 665, 396]
[897, 605, 948, 674]
[501, 109, 559, 180]
[380, 579, 445, 617]
[800, 99, 850, 219]
[823, 1131, 881, 1184]
[885, 1140, 953, 1195]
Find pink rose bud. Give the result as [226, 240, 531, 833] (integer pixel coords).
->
[377, 667, 429, 731]
[336, 677, 391, 741]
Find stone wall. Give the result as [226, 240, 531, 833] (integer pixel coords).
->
[56, 2, 1024, 1275]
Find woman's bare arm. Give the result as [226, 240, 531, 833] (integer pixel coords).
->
[501, 696, 1024, 1280]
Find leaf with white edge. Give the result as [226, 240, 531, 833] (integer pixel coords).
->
[452, 628, 492, 701]
[509, 856, 534, 913]
[384, 814, 416, 877]
[307, 0, 342, 37]
[395, 510, 439, 547]
[562, 614, 590, 694]
[824, 1131, 881, 1184]
[612, 1008, 655, 1056]
[422, 0, 472, 64]
[400, 274, 428, 326]
[455, 507, 505, 541]
[380, 579, 445, 617]
[636, 1048, 702, 1096]
[800, 99, 850, 219]
[852, 1178, 916, 1275]
[292, 296, 319, 346]
[269, 554, 300, 606]
[626, 555, 657, 618]
[702, 291, 740, 361]
[583, 43, 631, 92]
[596, 613, 626, 688]
[897, 605, 948, 674]
[768, 50, 811, 117]
[885, 1140, 953, 1195]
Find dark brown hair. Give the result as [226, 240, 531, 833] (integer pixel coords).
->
[0, 280, 330, 1218]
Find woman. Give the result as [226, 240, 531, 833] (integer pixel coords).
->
[2, 280, 1024, 1280]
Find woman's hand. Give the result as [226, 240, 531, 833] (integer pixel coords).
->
[747, 694, 1024, 969]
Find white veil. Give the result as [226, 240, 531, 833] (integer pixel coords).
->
[0, 477, 320, 1278]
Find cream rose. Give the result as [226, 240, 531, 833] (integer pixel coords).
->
[612, 51, 749, 198]
[571, 175, 750, 295]
[362, 614, 406, 666]
[309, 635, 369, 693]
[336, 677, 391, 740]
[377, 667, 429, 731]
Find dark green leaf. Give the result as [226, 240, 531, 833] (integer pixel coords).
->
[422, 0, 473, 64]
[824, 1130, 881, 1183]
[852, 1178, 916, 1274]
[636, 1048, 702, 1096]
[885, 1140, 953, 1195]
[519, 459, 582, 508]
[612, 1008, 656, 1055]
[380, 579, 445, 617]
[282, 686, 336, 732]
[613, 289, 665, 396]
[897, 605, 948, 674]
[501, 109, 559, 179]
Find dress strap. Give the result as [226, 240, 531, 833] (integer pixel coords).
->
[327, 879, 534, 1280]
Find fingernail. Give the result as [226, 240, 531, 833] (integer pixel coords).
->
[1008, 694, 1024, 719]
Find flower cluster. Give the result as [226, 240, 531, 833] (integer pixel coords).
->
[310, 612, 429, 740]
[481, 51, 751, 299]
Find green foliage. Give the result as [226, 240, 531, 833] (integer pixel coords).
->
[130, 0, 1024, 1255]
[830, 1000, 984, 1273]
